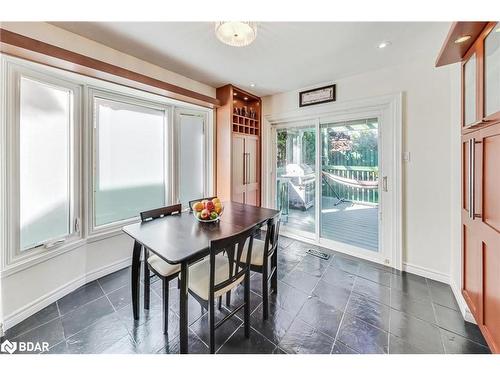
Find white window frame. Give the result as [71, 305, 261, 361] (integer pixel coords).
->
[173, 108, 211, 207]
[2, 60, 82, 268]
[0, 54, 214, 274]
[88, 88, 172, 236]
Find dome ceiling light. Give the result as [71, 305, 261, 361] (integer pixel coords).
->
[215, 22, 257, 47]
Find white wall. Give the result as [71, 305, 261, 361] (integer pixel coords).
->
[262, 56, 459, 283]
[0, 22, 216, 329]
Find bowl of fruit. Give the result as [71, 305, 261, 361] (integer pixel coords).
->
[192, 197, 224, 222]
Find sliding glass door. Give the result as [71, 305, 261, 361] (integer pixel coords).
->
[274, 117, 380, 256]
[320, 118, 379, 252]
[276, 122, 316, 239]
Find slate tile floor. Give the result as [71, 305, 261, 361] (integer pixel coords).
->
[2, 236, 491, 354]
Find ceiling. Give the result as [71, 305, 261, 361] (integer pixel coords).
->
[52, 22, 450, 97]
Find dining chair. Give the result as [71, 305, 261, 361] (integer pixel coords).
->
[182, 224, 259, 353]
[239, 213, 281, 320]
[188, 196, 217, 211]
[140, 204, 182, 334]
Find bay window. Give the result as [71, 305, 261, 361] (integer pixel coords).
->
[1, 55, 212, 270]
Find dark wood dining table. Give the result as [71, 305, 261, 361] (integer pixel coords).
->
[122, 201, 280, 353]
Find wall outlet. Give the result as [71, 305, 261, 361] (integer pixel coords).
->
[403, 152, 411, 162]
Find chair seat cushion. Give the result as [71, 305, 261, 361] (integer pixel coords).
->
[185, 255, 244, 301]
[148, 254, 181, 277]
[241, 239, 269, 266]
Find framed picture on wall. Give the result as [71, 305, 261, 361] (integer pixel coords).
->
[299, 84, 336, 107]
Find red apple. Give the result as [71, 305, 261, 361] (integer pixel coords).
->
[205, 201, 215, 212]
[201, 209, 210, 220]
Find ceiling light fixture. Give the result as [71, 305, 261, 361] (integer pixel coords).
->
[454, 35, 471, 44]
[378, 41, 391, 49]
[215, 22, 257, 47]
[250, 83, 256, 88]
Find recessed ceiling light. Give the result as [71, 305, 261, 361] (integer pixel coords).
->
[454, 35, 471, 44]
[250, 83, 255, 87]
[233, 92, 237, 96]
[378, 41, 391, 49]
[244, 97, 248, 101]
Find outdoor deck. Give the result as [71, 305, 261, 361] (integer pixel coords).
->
[282, 197, 379, 252]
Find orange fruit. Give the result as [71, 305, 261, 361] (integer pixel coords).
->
[193, 202, 204, 212]
[214, 203, 222, 214]
[212, 197, 221, 205]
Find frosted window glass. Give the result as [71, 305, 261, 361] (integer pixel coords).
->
[485, 26, 500, 117]
[464, 53, 477, 125]
[20, 77, 71, 250]
[178, 115, 205, 204]
[94, 98, 166, 226]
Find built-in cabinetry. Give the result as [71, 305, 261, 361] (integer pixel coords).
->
[438, 22, 500, 354]
[216, 85, 261, 206]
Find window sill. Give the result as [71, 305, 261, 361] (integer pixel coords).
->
[1, 238, 87, 278]
[0, 224, 135, 278]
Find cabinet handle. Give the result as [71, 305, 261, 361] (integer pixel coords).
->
[243, 152, 247, 185]
[246, 153, 250, 185]
[469, 138, 475, 220]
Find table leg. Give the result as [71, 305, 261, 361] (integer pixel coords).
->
[179, 261, 189, 354]
[131, 240, 142, 320]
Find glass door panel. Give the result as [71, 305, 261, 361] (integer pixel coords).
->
[320, 118, 379, 252]
[464, 53, 477, 126]
[276, 124, 316, 239]
[485, 23, 500, 118]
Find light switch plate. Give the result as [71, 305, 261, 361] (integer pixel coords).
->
[403, 152, 411, 162]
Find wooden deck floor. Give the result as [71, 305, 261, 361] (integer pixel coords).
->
[282, 197, 379, 252]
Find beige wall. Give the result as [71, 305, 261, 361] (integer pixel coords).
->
[0, 22, 216, 98]
[262, 56, 459, 282]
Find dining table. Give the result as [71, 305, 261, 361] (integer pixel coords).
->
[122, 201, 280, 353]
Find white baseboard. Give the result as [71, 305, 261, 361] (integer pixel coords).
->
[402, 262, 449, 284]
[450, 281, 476, 324]
[2, 257, 131, 331]
[403, 262, 476, 324]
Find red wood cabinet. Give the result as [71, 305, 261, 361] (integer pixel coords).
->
[442, 22, 500, 353]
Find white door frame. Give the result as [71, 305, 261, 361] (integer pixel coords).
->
[263, 93, 402, 270]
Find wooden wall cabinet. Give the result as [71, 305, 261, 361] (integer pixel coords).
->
[443, 22, 500, 354]
[216, 85, 261, 206]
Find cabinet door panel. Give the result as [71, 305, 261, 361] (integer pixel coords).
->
[482, 130, 500, 232]
[232, 136, 245, 203]
[483, 238, 500, 352]
[245, 136, 258, 185]
[244, 136, 260, 206]
[463, 224, 482, 321]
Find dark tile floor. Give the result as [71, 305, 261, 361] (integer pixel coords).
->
[1, 235, 491, 354]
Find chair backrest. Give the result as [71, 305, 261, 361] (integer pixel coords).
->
[140, 203, 182, 222]
[264, 212, 281, 258]
[208, 224, 259, 298]
[188, 196, 217, 211]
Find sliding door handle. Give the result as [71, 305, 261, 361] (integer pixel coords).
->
[382, 176, 388, 192]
